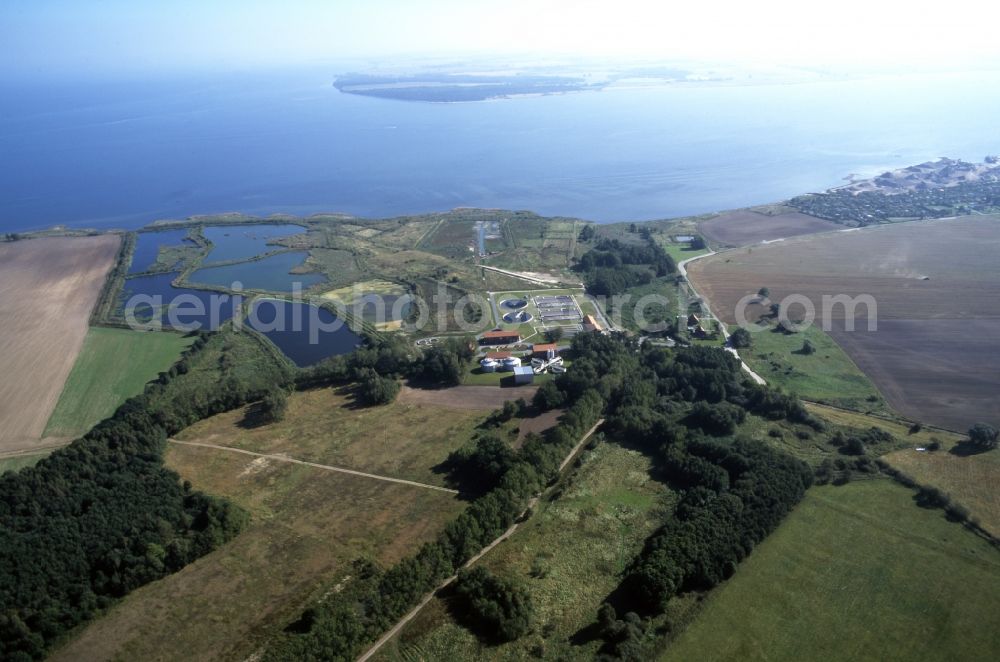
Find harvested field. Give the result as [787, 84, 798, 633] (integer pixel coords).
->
[885, 443, 1000, 538]
[698, 210, 840, 247]
[0, 235, 120, 452]
[687, 215, 1000, 430]
[51, 445, 464, 662]
[398, 384, 538, 411]
[828, 319, 1000, 431]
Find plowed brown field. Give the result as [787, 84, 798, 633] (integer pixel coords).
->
[687, 215, 1000, 431]
[0, 235, 120, 452]
[698, 210, 841, 247]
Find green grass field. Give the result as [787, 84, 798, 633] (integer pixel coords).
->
[736, 324, 888, 413]
[0, 452, 51, 474]
[379, 441, 676, 661]
[44, 327, 195, 438]
[660, 480, 1000, 662]
[661, 241, 709, 264]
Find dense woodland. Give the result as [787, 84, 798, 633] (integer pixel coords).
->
[575, 237, 676, 296]
[0, 330, 292, 661]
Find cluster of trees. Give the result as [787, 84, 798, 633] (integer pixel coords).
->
[260, 386, 289, 423]
[968, 423, 998, 451]
[266, 381, 605, 660]
[623, 438, 812, 612]
[298, 335, 473, 392]
[356, 368, 400, 406]
[729, 326, 752, 349]
[452, 567, 534, 642]
[0, 330, 291, 660]
[828, 426, 895, 457]
[575, 238, 676, 296]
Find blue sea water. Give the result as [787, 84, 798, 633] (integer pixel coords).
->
[3, 68, 1000, 233]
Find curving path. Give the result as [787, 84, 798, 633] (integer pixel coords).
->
[678, 250, 767, 386]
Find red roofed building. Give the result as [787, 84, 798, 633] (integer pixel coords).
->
[480, 330, 521, 346]
[532, 343, 559, 359]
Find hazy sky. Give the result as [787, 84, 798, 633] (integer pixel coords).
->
[3, 0, 1000, 77]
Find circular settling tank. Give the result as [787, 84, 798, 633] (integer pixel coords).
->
[503, 311, 533, 324]
[500, 298, 528, 310]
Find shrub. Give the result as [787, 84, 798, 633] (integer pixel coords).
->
[356, 369, 400, 406]
[968, 423, 998, 450]
[454, 567, 534, 642]
[260, 387, 289, 423]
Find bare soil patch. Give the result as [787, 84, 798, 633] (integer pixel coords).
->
[0, 236, 120, 452]
[687, 215, 1000, 430]
[515, 408, 563, 446]
[698, 210, 840, 247]
[398, 384, 538, 411]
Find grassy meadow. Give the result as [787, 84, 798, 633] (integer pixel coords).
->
[377, 441, 676, 661]
[659, 480, 1000, 662]
[44, 327, 195, 438]
[174, 386, 487, 487]
[736, 324, 888, 413]
[0, 451, 51, 474]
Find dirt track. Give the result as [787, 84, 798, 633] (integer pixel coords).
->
[0, 236, 120, 452]
[398, 383, 538, 410]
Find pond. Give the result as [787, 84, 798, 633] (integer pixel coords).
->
[188, 250, 325, 292]
[128, 228, 193, 274]
[247, 298, 363, 367]
[201, 223, 307, 263]
[117, 272, 241, 331]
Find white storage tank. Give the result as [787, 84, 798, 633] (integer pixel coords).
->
[480, 358, 498, 373]
[501, 356, 522, 372]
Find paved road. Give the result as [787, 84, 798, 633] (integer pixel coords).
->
[168, 439, 459, 494]
[355, 419, 605, 662]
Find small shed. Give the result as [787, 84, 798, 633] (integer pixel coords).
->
[513, 365, 534, 385]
